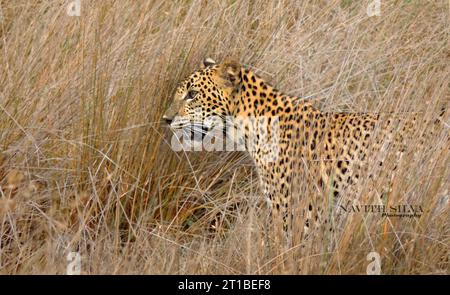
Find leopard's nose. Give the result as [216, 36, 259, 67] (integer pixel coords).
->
[162, 115, 173, 125]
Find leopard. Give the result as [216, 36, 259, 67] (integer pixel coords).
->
[163, 57, 447, 238]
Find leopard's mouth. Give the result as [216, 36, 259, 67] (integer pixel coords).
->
[169, 119, 208, 141]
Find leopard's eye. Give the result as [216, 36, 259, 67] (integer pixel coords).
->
[185, 90, 198, 101]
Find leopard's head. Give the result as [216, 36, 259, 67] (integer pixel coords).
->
[163, 58, 241, 133]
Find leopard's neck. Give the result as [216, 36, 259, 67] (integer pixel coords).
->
[227, 68, 324, 167]
[231, 68, 318, 119]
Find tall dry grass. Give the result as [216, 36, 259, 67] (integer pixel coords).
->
[0, 0, 448, 274]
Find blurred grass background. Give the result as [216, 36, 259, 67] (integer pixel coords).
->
[0, 0, 448, 274]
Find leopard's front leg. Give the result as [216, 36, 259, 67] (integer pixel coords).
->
[257, 162, 293, 233]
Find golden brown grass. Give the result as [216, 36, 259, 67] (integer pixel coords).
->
[0, 0, 448, 274]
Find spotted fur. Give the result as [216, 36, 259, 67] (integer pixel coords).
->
[163, 58, 446, 234]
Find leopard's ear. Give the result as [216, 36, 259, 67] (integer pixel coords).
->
[200, 57, 216, 69]
[219, 60, 241, 86]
